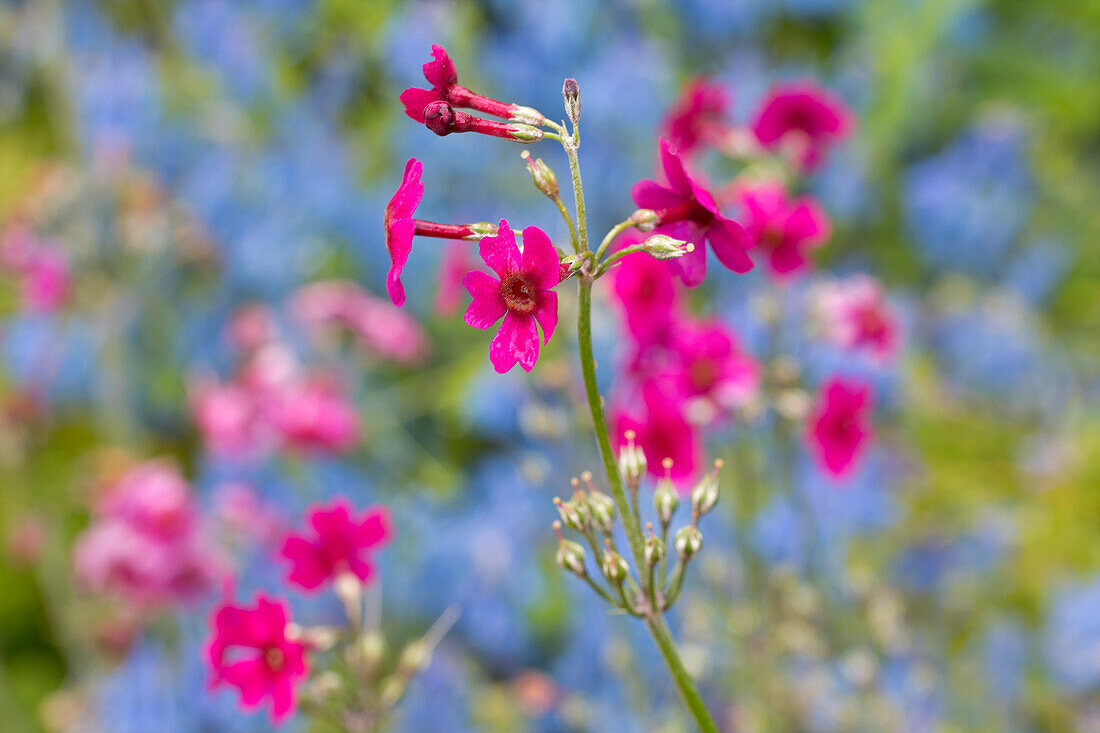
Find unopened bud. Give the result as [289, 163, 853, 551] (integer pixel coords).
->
[510, 104, 547, 126]
[554, 497, 586, 531]
[618, 430, 647, 489]
[643, 234, 693, 260]
[645, 534, 665, 568]
[630, 208, 659, 232]
[522, 151, 559, 198]
[601, 548, 629, 586]
[553, 522, 587, 577]
[690, 460, 722, 517]
[467, 221, 499, 237]
[653, 477, 679, 528]
[397, 639, 430, 675]
[587, 490, 616, 534]
[352, 630, 387, 673]
[423, 100, 456, 136]
[509, 124, 544, 143]
[675, 525, 703, 560]
[562, 78, 581, 124]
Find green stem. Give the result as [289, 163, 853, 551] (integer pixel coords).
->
[552, 195, 580, 253]
[645, 615, 721, 733]
[594, 218, 637, 261]
[565, 143, 588, 253]
[583, 573, 621, 607]
[596, 243, 646, 276]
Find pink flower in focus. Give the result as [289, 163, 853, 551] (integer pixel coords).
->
[632, 139, 754, 287]
[291, 280, 428, 363]
[281, 500, 392, 591]
[436, 241, 475, 315]
[812, 275, 900, 361]
[463, 219, 560, 374]
[667, 320, 760, 414]
[207, 595, 308, 723]
[615, 380, 701, 486]
[807, 377, 873, 478]
[752, 83, 853, 171]
[268, 377, 360, 454]
[609, 238, 681, 350]
[738, 184, 830, 277]
[663, 79, 730, 155]
[400, 45, 526, 123]
[384, 158, 425, 307]
[21, 249, 71, 312]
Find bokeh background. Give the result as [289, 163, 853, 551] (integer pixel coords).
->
[0, 0, 1099, 731]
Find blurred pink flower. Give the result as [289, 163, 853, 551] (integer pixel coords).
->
[609, 239, 681, 350]
[738, 184, 830, 277]
[213, 483, 285, 547]
[227, 304, 280, 353]
[663, 79, 731, 155]
[463, 219, 559, 374]
[207, 595, 308, 724]
[192, 378, 266, 456]
[666, 320, 760, 414]
[20, 249, 71, 312]
[807, 377, 873, 478]
[267, 376, 360, 454]
[436, 240, 475, 315]
[632, 139, 754, 286]
[614, 380, 701, 486]
[752, 83, 853, 171]
[280, 500, 392, 591]
[812, 275, 900, 361]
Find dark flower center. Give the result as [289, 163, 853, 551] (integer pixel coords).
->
[501, 272, 538, 315]
[689, 359, 719, 392]
[265, 646, 285, 672]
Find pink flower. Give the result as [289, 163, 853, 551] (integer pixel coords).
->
[420, 100, 543, 142]
[227, 304, 279, 353]
[807, 377, 873, 478]
[280, 500, 392, 591]
[738, 184, 830, 277]
[400, 44, 530, 123]
[812, 275, 899, 360]
[609, 237, 681, 350]
[207, 595, 309, 723]
[384, 158, 475, 307]
[752, 83, 853, 171]
[632, 139, 754, 287]
[95, 460, 196, 538]
[213, 483, 285, 548]
[267, 376, 360, 454]
[291, 280, 428, 363]
[21, 249, 71, 312]
[463, 219, 560, 374]
[667, 320, 760, 414]
[614, 380, 701, 486]
[192, 378, 265, 456]
[663, 79, 730, 155]
[436, 241, 476, 315]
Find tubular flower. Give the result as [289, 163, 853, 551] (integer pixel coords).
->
[752, 83, 853, 171]
[738, 184, 831, 277]
[207, 595, 308, 723]
[421, 101, 542, 142]
[400, 44, 541, 124]
[807, 377, 873, 479]
[463, 219, 560, 374]
[280, 500, 392, 591]
[384, 158, 475, 307]
[632, 139, 754, 287]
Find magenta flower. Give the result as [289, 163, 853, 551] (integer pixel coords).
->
[21, 249, 71, 312]
[207, 595, 309, 723]
[463, 219, 560, 374]
[420, 100, 542, 142]
[609, 238, 682, 350]
[400, 45, 531, 123]
[632, 139, 754, 287]
[667, 320, 760, 413]
[807, 377, 873, 478]
[614, 380, 701, 486]
[384, 158, 475, 307]
[738, 184, 830, 277]
[752, 83, 853, 171]
[435, 240, 476, 315]
[812, 275, 900, 360]
[267, 376, 361, 454]
[663, 79, 731, 155]
[280, 500, 392, 591]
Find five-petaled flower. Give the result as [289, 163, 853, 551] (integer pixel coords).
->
[663, 79, 731, 155]
[463, 219, 560, 374]
[738, 183, 831, 277]
[752, 83, 853, 171]
[207, 595, 309, 724]
[280, 500, 392, 591]
[812, 274, 900, 361]
[632, 139, 754, 287]
[807, 377, 873, 479]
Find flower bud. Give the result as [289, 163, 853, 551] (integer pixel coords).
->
[554, 526, 587, 578]
[397, 639, 430, 676]
[351, 630, 387, 674]
[618, 429, 647, 489]
[423, 100, 456, 136]
[467, 221, 499, 237]
[645, 534, 665, 567]
[554, 497, 587, 532]
[601, 548, 629, 587]
[690, 461, 722, 517]
[521, 151, 559, 198]
[653, 479, 679, 527]
[674, 525, 703, 560]
[586, 490, 616, 534]
[630, 209, 659, 232]
[510, 104, 547, 126]
[509, 124, 545, 143]
[643, 234, 694, 260]
[562, 78, 581, 124]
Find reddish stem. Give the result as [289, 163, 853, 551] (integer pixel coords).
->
[413, 220, 474, 239]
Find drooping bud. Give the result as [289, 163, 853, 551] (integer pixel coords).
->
[601, 546, 630, 587]
[674, 524, 703, 560]
[587, 490, 616, 534]
[644, 524, 665, 568]
[653, 458, 679, 527]
[643, 234, 694, 261]
[521, 151, 559, 198]
[630, 208, 659, 232]
[562, 78, 581, 125]
[618, 430, 647, 490]
[553, 521, 587, 577]
[690, 459, 722, 517]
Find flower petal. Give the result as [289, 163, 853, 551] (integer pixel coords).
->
[479, 219, 521, 279]
[660, 220, 707, 287]
[630, 180, 685, 211]
[658, 139, 693, 194]
[707, 218, 755, 274]
[535, 290, 558, 343]
[399, 87, 438, 122]
[785, 199, 830, 244]
[462, 270, 506, 328]
[489, 311, 539, 373]
[520, 226, 560, 289]
[357, 507, 392, 547]
[424, 45, 458, 89]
